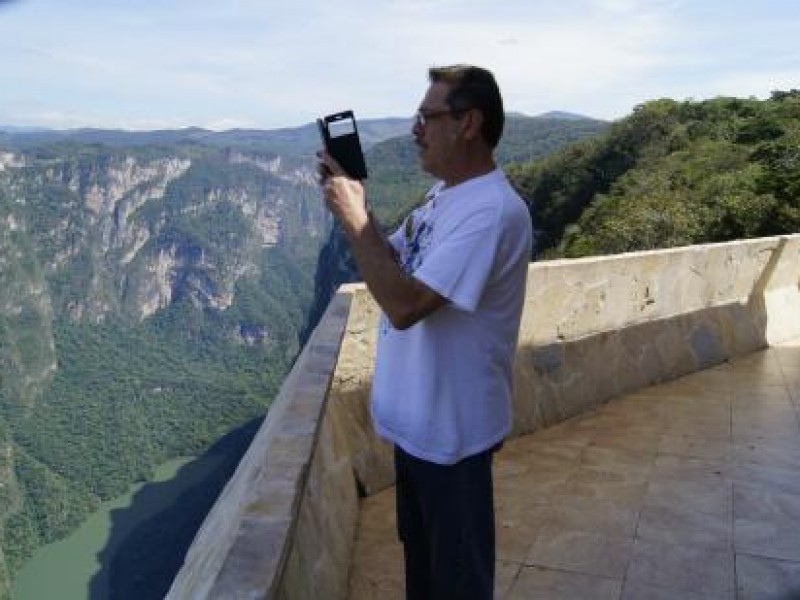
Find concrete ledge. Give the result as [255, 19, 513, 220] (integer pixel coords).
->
[166, 292, 353, 600]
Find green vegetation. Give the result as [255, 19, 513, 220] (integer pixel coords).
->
[508, 91, 800, 257]
[0, 243, 310, 581]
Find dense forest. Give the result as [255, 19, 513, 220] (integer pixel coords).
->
[507, 90, 800, 257]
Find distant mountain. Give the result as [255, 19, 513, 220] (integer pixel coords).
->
[0, 112, 605, 153]
[534, 110, 596, 121]
[0, 125, 51, 133]
[0, 118, 413, 155]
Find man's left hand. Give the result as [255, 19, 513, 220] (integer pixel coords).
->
[317, 150, 369, 235]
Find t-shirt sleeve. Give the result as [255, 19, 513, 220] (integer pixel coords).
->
[413, 204, 500, 313]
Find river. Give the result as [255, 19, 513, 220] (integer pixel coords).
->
[12, 454, 225, 600]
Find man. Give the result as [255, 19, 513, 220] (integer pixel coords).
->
[319, 64, 532, 600]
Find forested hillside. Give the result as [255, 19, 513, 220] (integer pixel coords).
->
[508, 90, 800, 257]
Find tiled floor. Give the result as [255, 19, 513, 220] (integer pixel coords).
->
[348, 340, 800, 599]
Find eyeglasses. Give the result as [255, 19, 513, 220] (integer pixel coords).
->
[414, 108, 462, 128]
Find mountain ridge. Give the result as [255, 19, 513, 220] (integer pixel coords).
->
[0, 112, 604, 152]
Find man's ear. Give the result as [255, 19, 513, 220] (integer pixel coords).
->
[462, 109, 484, 142]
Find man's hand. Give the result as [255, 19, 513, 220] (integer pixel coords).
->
[316, 149, 448, 329]
[317, 150, 369, 236]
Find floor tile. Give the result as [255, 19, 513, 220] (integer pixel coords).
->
[496, 560, 521, 600]
[643, 477, 732, 517]
[625, 538, 735, 596]
[720, 371, 789, 388]
[556, 465, 649, 507]
[635, 503, 732, 551]
[662, 417, 731, 440]
[528, 418, 598, 445]
[721, 353, 785, 373]
[494, 469, 570, 509]
[734, 483, 800, 561]
[650, 454, 731, 483]
[734, 518, 800, 562]
[734, 482, 800, 522]
[664, 398, 731, 417]
[732, 389, 794, 409]
[735, 553, 800, 600]
[657, 433, 733, 462]
[580, 445, 655, 477]
[499, 438, 584, 468]
[732, 407, 800, 440]
[732, 438, 800, 470]
[589, 428, 662, 454]
[506, 566, 622, 600]
[496, 504, 551, 563]
[552, 497, 641, 537]
[669, 370, 737, 392]
[525, 526, 634, 579]
[731, 462, 800, 495]
[621, 581, 732, 599]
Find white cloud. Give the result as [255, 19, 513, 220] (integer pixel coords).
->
[0, 0, 798, 129]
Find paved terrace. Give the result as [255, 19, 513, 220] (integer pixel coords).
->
[350, 340, 800, 599]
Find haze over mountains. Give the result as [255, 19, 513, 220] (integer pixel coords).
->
[0, 110, 596, 146]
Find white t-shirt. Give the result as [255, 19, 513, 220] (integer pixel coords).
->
[371, 168, 533, 465]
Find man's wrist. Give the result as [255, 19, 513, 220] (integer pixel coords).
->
[342, 208, 371, 238]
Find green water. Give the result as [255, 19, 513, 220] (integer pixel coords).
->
[12, 455, 223, 600]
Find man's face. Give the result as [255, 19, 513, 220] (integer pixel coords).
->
[413, 82, 463, 180]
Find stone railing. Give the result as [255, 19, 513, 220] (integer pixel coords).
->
[167, 233, 800, 599]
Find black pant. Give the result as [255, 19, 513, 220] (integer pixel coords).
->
[394, 444, 498, 600]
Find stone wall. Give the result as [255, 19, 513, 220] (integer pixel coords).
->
[166, 292, 353, 599]
[167, 234, 800, 599]
[513, 234, 800, 434]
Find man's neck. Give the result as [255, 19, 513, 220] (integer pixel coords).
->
[442, 156, 497, 189]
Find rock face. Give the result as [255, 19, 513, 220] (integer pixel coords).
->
[0, 146, 328, 323]
[0, 206, 56, 406]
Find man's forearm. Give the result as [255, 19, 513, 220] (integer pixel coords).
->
[342, 212, 445, 330]
[318, 152, 446, 328]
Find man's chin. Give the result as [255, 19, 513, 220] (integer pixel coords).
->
[417, 149, 433, 174]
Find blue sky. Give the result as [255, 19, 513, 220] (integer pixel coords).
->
[1, 0, 798, 130]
